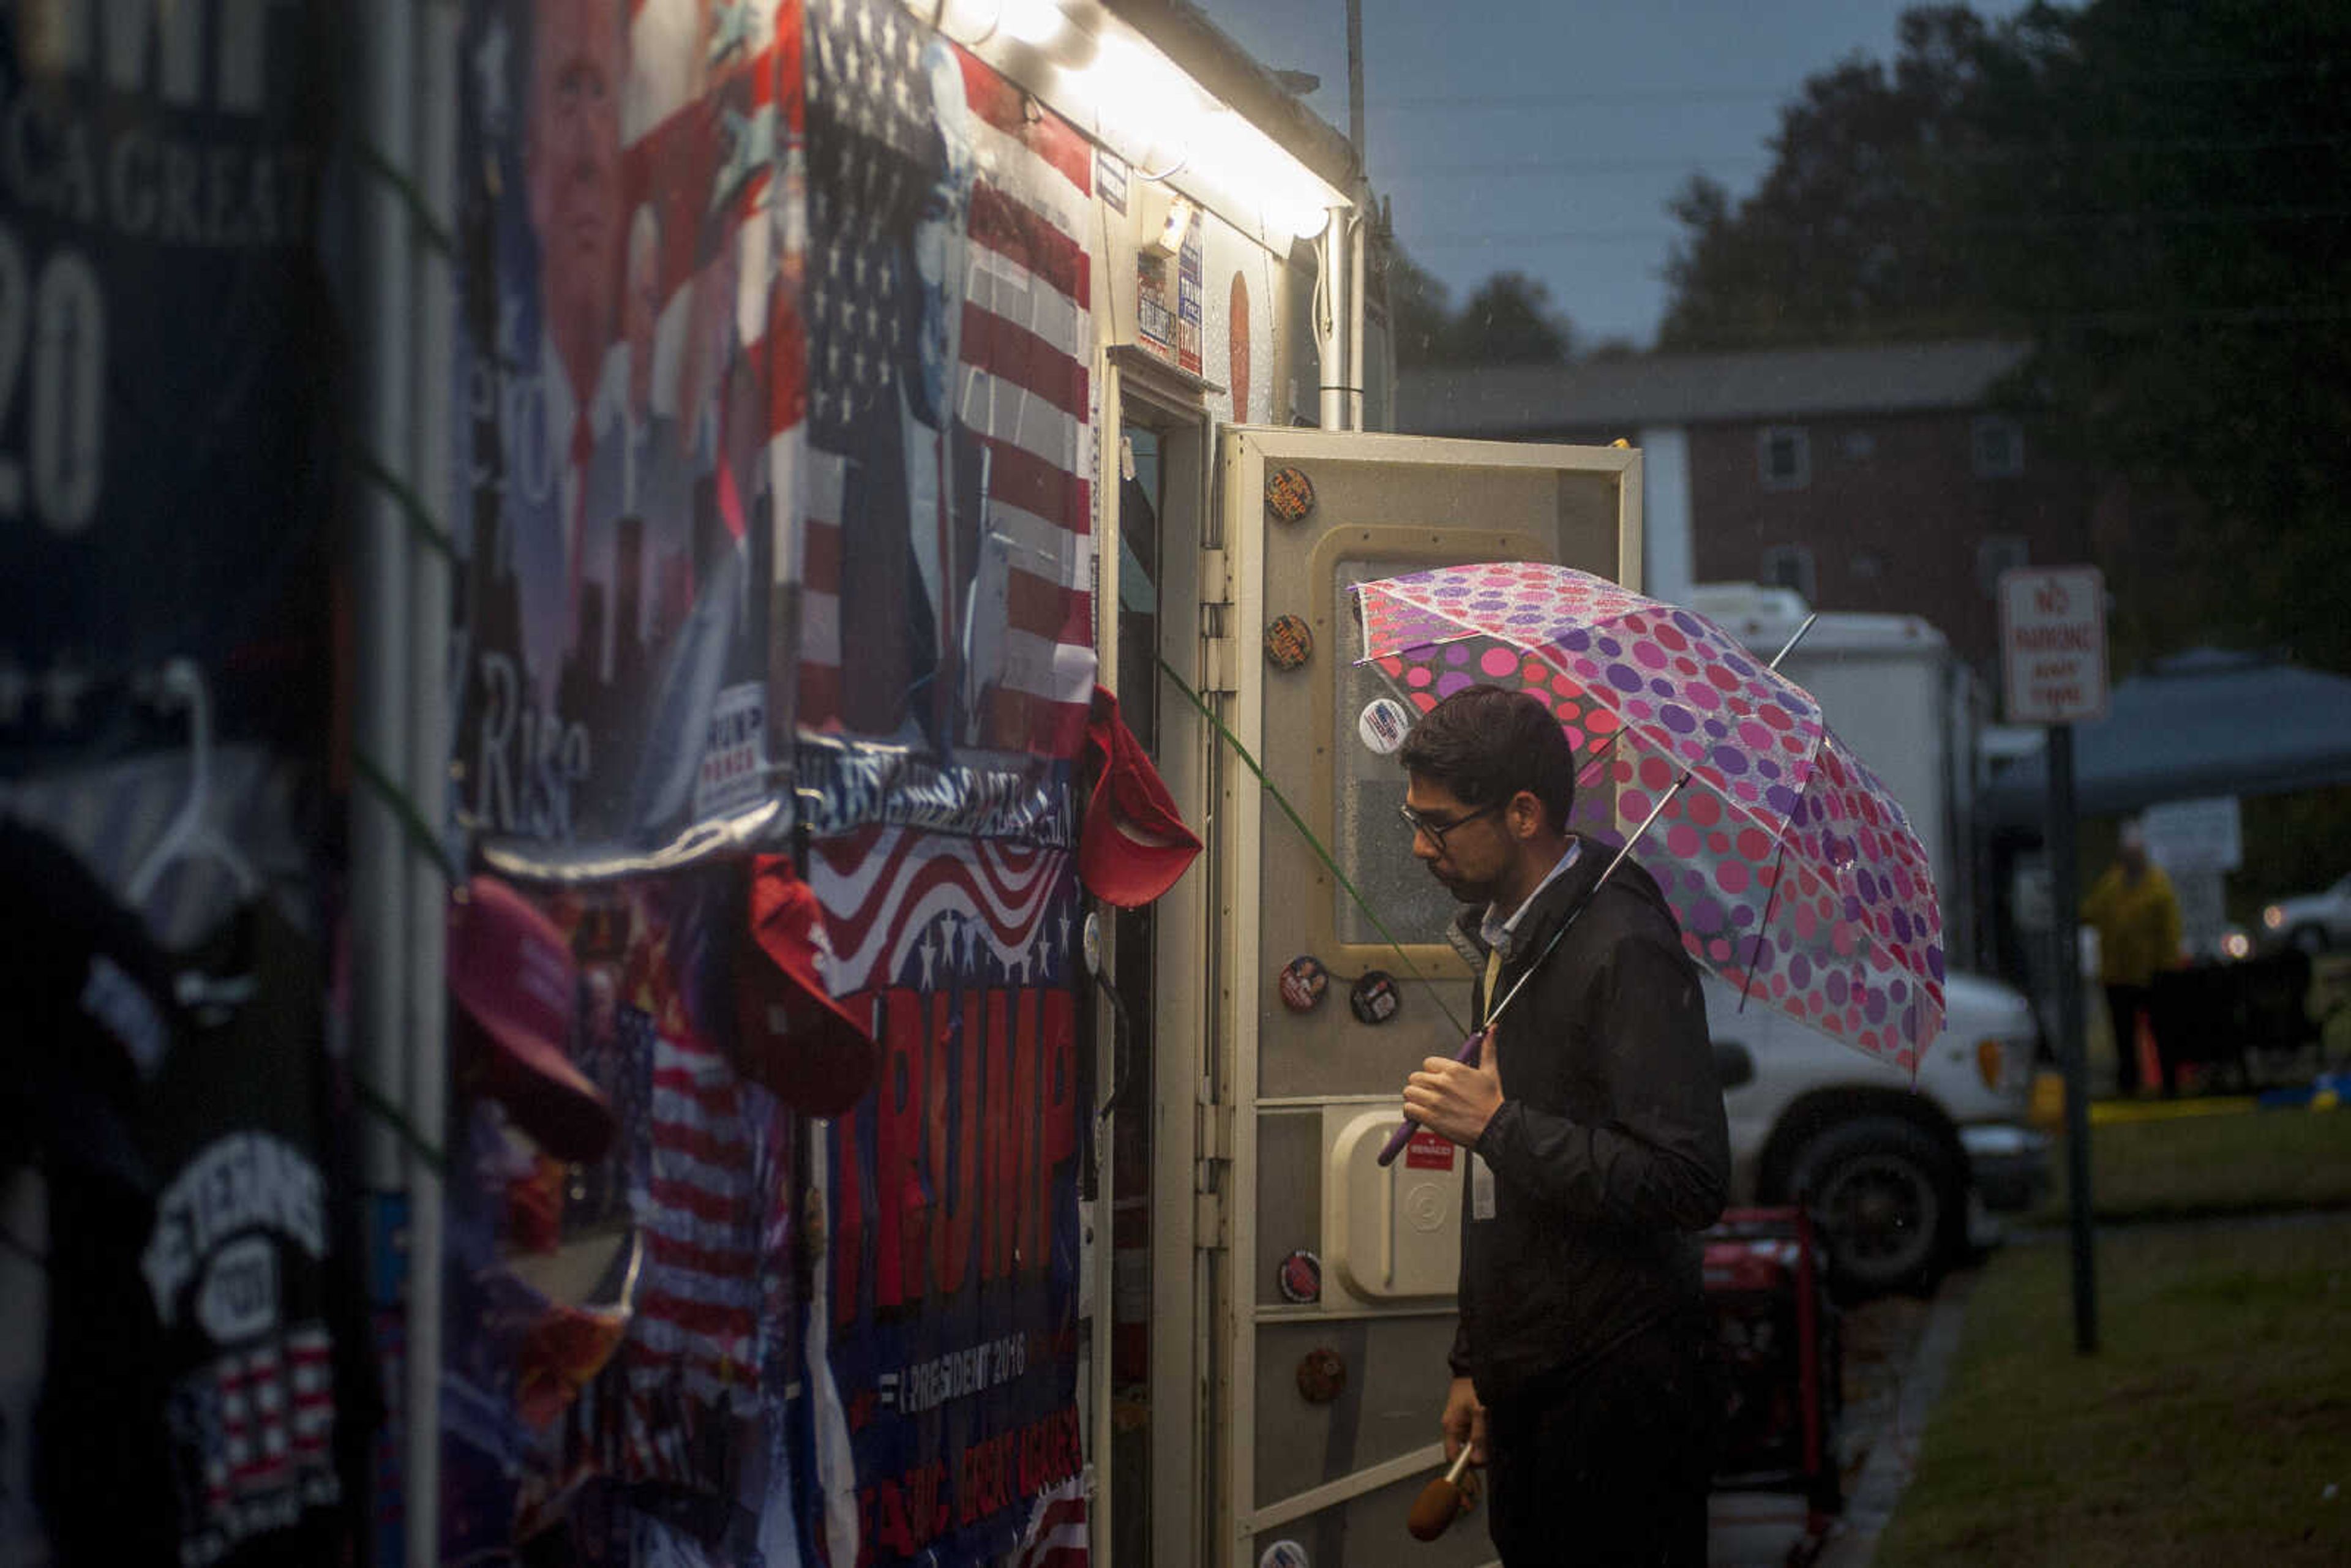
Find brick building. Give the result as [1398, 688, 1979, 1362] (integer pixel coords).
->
[1395, 339, 2104, 683]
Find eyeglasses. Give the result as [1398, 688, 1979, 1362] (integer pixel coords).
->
[1398, 801, 1500, 853]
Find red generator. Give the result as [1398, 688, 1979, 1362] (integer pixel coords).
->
[1704, 1206, 1843, 1521]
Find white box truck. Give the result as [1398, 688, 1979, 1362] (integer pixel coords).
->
[1687, 584, 2049, 1297]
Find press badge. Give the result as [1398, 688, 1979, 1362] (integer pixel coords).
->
[1471, 1151, 1496, 1220]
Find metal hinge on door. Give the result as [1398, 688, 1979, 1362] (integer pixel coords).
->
[1193, 1101, 1232, 1249]
[1193, 1189, 1226, 1250]
[1199, 546, 1237, 694]
[1196, 1101, 1234, 1163]
[1200, 547, 1232, 607]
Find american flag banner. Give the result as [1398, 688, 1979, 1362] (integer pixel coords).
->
[806, 824, 1086, 1567]
[168, 1325, 345, 1564]
[809, 823, 1074, 994]
[460, 869, 809, 1533]
[797, 0, 1097, 762]
[517, 1000, 778, 1506]
[632, 1026, 763, 1414]
[1008, 1474, 1090, 1568]
[534, 1015, 773, 1500]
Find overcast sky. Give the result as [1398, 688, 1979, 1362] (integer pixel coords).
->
[1191, 0, 2030, 350]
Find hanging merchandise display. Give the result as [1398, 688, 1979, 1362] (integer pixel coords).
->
[1079, 688, 1203, 908]
[0, 0, 1398, 1554]
[794, 0, 1099, 776]
[0, 2, 366, 1561]
[1264, 614, 1316, 671]
[2, 822, 381, 1568]
[447, 876, 615, 1163]
[447, 0, 798, 855]
[738, 854, 880, 1116]
[0, 6, 339, 779]
[806, 824, 1087, 1567]
[782, 6, 1106, 1562]
[440, 865, 805, 1561]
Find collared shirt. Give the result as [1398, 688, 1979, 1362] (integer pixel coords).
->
[1479, 838, 1583, 962]
[1471, 837, 1583, 1220]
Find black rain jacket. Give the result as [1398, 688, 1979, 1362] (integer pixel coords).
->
[1447, 841, 1731, 1403]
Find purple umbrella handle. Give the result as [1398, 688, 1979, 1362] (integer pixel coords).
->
[1377, 1029, 1490, 1166]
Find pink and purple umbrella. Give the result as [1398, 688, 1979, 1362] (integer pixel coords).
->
[1355, 561, 1945, 1071]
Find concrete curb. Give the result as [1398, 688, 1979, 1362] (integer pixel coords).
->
[1813, 1271, 1977, 1568]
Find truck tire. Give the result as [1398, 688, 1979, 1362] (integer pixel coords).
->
[1787, 1117, 1961, 1300]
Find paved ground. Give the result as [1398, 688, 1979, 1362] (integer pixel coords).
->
[1706, 1278, 1967, 1567]
[1813, 1277, 1973, 1568]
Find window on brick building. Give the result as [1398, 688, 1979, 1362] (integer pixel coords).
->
[1972, 416, 2025, 478]
[1761, 544, 1816, 601]
[1977, 535, 2028, 596]
[1758, 426, 1810, 490]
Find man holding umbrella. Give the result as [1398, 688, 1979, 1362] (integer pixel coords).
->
[1398, 685, 1730, 1567]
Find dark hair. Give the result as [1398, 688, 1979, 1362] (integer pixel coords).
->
[1398, 684, 1577, 831]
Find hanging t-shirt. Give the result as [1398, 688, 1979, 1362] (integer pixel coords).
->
[2, 827, 378, 1568]
[0, 819, 174, 1188]
[130, 900, 380, 1568]
[1, 819, 181, 1567]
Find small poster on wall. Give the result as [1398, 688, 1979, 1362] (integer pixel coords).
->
[1176, 208, 1205, 375]
[1137, 249, 1176, 364]
[1135, 201, 1205, 376]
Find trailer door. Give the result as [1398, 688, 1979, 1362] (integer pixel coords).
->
[1200, 429, 1640, 1568]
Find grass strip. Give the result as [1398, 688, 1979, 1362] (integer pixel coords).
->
[1878, 1216, 2351, 1566]
[2028, 1108, 2351, 1227]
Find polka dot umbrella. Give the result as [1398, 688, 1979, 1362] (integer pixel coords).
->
[1354, 561, 1946, 1072]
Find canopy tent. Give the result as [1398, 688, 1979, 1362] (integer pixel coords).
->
[1984, 648, 2351, 830]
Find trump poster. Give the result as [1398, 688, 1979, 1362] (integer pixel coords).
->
[449, 0, 804, 853]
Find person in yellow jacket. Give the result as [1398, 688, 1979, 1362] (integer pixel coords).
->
[2080, 820, 2184, 1095]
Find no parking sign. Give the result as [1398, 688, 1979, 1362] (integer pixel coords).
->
[1998, 566, 2109, 726]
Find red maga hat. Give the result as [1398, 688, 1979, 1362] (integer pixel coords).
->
[448, 876, 615, 1164]
[1078, 687, 1201, 908]
[737, 855, 877, 1116]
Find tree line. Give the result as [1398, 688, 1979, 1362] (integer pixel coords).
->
[1389, 0, 2351, 670]
[1385, 258, 1640, 367]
